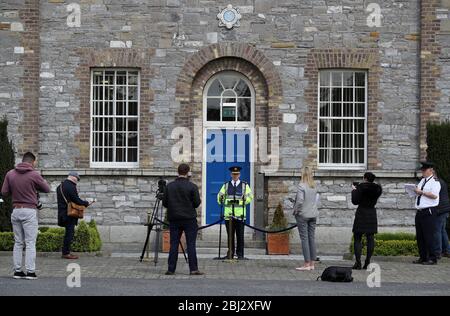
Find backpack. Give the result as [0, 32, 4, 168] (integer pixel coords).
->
[317, 266, 353, 282]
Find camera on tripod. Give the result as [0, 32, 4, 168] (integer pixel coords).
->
[156, 178, 166, 200]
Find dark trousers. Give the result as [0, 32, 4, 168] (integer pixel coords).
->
[353, 233, 375, 264]
[415, 209, 437, 262]
[168, 219, 198, 273]
[225, 219, 245, 258]
[62, 218, 77, 255]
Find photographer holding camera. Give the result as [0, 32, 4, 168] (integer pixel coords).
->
[1, 152, 50, 280]
[351, 172, 382, 270]
[162, 164, 203, 275]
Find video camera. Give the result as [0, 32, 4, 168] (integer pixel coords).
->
[156, 178, 166, 200]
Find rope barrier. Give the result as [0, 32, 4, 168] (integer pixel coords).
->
[153, 217, 223, 231]
[242, 221, 298, 234]
[153, 216, 297, 234]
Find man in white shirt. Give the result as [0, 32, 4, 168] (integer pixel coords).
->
[413, 161, 441, 265]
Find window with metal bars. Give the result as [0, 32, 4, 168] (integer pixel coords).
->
[318, 70, 367, 169]
[90, 69, 139, 168]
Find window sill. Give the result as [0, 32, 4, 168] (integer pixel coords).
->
[40, 168, 178, 177]
[260, 169, 420, 179]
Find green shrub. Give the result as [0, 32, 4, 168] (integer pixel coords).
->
[72, 220, 102, 252]
[374, 232, 416, 241]
[0, 220, 101, 252]
[36, 232, 64, 252]
[269, 202, 289, 232]
[374, 240, 419, 256]
[0, 232, 14, 250]
[0, 117, 15, 232]
[427, 122, 450, 237]
[349, 232, 419, 256]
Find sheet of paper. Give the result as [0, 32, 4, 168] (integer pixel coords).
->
[404, 184, 417, 198]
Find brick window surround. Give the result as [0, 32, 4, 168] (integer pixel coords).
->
[419, 0, 442, 159]
[303, 48, 382, 169]
[74, 48, 155, 168]
[174, 43, 283, 175]
[17, 0, 40, 156]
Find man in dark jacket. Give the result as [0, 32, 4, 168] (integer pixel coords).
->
[351, 172, 382, 270]
[56, 171, 91, 259]
[434, 174, 450, 258]
[162, 164, 203, 275]
[1, 152, 50, 280]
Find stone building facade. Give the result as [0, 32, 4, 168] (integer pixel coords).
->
[1, 0, 450, 253]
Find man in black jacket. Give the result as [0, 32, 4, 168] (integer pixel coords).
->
[162, 164, 203, 275]
[434, 173, 450, 258]
[56, 171, 91, 259]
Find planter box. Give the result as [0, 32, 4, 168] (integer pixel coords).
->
[266, 233, 290, 255]
[162, 229, 187, 253]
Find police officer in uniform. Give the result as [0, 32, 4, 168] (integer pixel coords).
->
[413, 161, 441, 265]
[217, 166, 253, 260]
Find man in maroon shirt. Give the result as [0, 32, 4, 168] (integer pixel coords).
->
[1, 152, 50, 280]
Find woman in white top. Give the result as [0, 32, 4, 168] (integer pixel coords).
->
[293, 167, 319, 271]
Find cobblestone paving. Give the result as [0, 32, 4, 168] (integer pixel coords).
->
[1, 254, 450, 285]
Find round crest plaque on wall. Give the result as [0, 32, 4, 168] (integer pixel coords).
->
[217, 4, 242, 29]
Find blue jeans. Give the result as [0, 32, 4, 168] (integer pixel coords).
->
[435, 213, 450, 255]
[168, 219, 198, 273]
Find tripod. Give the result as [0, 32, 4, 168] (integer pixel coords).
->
[139, 190, 187, 266]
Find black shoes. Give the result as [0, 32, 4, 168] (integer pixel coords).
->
[413, 258, 437, 265]
[190, 271, 205, 276]
[165, 270, 205, 275]
[237, 256, 249, 261]
[352, 262, 362, 270]
[14, 271, 37, 280]
[13, 271, 26, 279]
[25, 272, 38, 280]
[363, 261, 371, 270]
[422, 260, 437, 265]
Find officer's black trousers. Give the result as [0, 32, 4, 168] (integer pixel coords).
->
[225, 218, 245, 258]
[415, 208, 438, 262]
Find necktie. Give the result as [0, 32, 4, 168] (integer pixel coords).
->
[416, 177, 431, 207]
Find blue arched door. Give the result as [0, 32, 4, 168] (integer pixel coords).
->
[205, 129, 251, 224]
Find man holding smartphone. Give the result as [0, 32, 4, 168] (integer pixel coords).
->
[56, 171, 93, 259]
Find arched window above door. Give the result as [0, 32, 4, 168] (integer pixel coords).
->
[204, 72, 254, 124]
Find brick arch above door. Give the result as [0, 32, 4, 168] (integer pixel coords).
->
[174, 43, 283, 179]
[175, 43, 283, 108]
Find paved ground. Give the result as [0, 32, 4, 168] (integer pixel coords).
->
[1, 254, 449, 295]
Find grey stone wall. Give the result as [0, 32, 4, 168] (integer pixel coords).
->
[32, 0, 421, 170]
[38, 175, 174, 226]
[437, 5, 450, 120]
[0, 0, 25, 160]
[0, 1, 434, 250]
[267, 174, 417, 230]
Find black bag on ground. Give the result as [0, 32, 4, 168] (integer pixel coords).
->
[317, 266, 353, 282]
